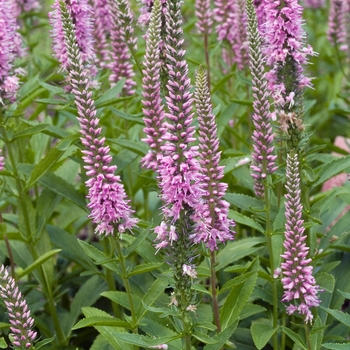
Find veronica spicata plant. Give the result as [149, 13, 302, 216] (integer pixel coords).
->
[50, 0, 138, 237]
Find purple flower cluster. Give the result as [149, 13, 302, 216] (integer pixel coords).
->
[50, 0, 138, 237]
[281, 153, 321, 323]
[327, 0, 349, 51]
[16, 0, 41, 12]
[303, 0, 325, 8]
[214, 0, 248, 70]
[141, 0, 166, 170]
[246, 0, 277, 196]
[263, 0, 316, 109]
[138, 0, 167, 27]
[91, 0, 113, 68]
[49, 0, 96, 72]
[0, 0, 22, 102]
[192, 67, 234, 250]
[0, 265, 37, 349]
[154, 0, 205, 250]
[195, 0, 212, 35]
[107, 0, 136, 94]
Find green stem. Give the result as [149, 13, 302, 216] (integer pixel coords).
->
[203, 31, 211, 90]
[305, 323, 311, 350]
[4, 134, 65, 345]
[112, 237, 139, 344]
[102, 239, 122, 318]
[210, 251, 221, 333]
[265, 181, 279, 350]
[281, 312, 286, 350]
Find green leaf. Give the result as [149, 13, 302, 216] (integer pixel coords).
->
[138, 278, 168, 320]
[0, 338, 7, 349]
[216, 237, 266, 272]
[192, 332, 217, 344]
[38, 80, 65, 95]
[310, 316, 325, 350]
[72, 317, 130, 330]
[82, 307, 133, 350]
[101, 291, 142, 312]
[95, 79, 126, 108]
[315, 272, 335, 293]
[228, 210, 265, 233]
[251, 319, 278, 350]
[312, 155, 350, 189]
[110, 108, 144, 125]
[125, 224, 151, 257]
[240, 304, 266, 320]
[17, 249, 61, 278]
[322, 343, 350, 349]
[281, 326, 307, 350]
[63, 276, 108, 337]
[11, 124, 50, 141]
[337, 289, 350, 299]
[77, 240, 120, 273]
[33, 336, 56, 350]
[128, 262, 164, 277]
[321, 307, 350, 327]
[111, 333, 179, 348]
[203, 320, 238, 350]
[110, 139, 147, 157]
[220, 271, 258, 330]
[25, 134, 79, 189]
[225, 193, 266, 216]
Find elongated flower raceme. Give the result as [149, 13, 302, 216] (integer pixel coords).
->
[141, 0, 166, 170]
[138, 0, 167, 27]
[263, 0, 316, 147]
[195, 0, 212, 35]
[49, 0, 96, 72]
[327, 0, 348, 51]
[192, 67, 234, 250]
[91, 0, 113, 68]
[246, 0, 277, 197]
[0, 265, 37, 349]
[303, 0, 325, 8]
[50, 0, 138, 237]
[214, 0, 248, 70]
[0, 0, 22, 102]
[281, 153, 321, 324]
[107, 0, 136, 94]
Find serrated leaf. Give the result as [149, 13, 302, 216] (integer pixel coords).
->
[240, 304, 266, 320]
[251, 319, 278, 350]
[128, 262, 164, 277]
[220, 271, 258, 330]
[312, 155, 350, 189]
[110, 139, 147, 157]
[192, 283, 211, 295]
[17, 249, 61, 278]
[228, 210, 265, 233]
[225, 193, 266, 216]
[82, 307, 133, 350]
[33, 336, 55, 350]
[281, 326, 307, 350]
[72, 317, 130, 330]
[322, 343, 350, 349]
[321, 307, 350, 327]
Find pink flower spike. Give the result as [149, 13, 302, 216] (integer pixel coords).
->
[0, 265, 36, 348]
[281, 153, 321, 324]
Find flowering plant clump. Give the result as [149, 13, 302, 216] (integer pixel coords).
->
[0, 1, 349, 349]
